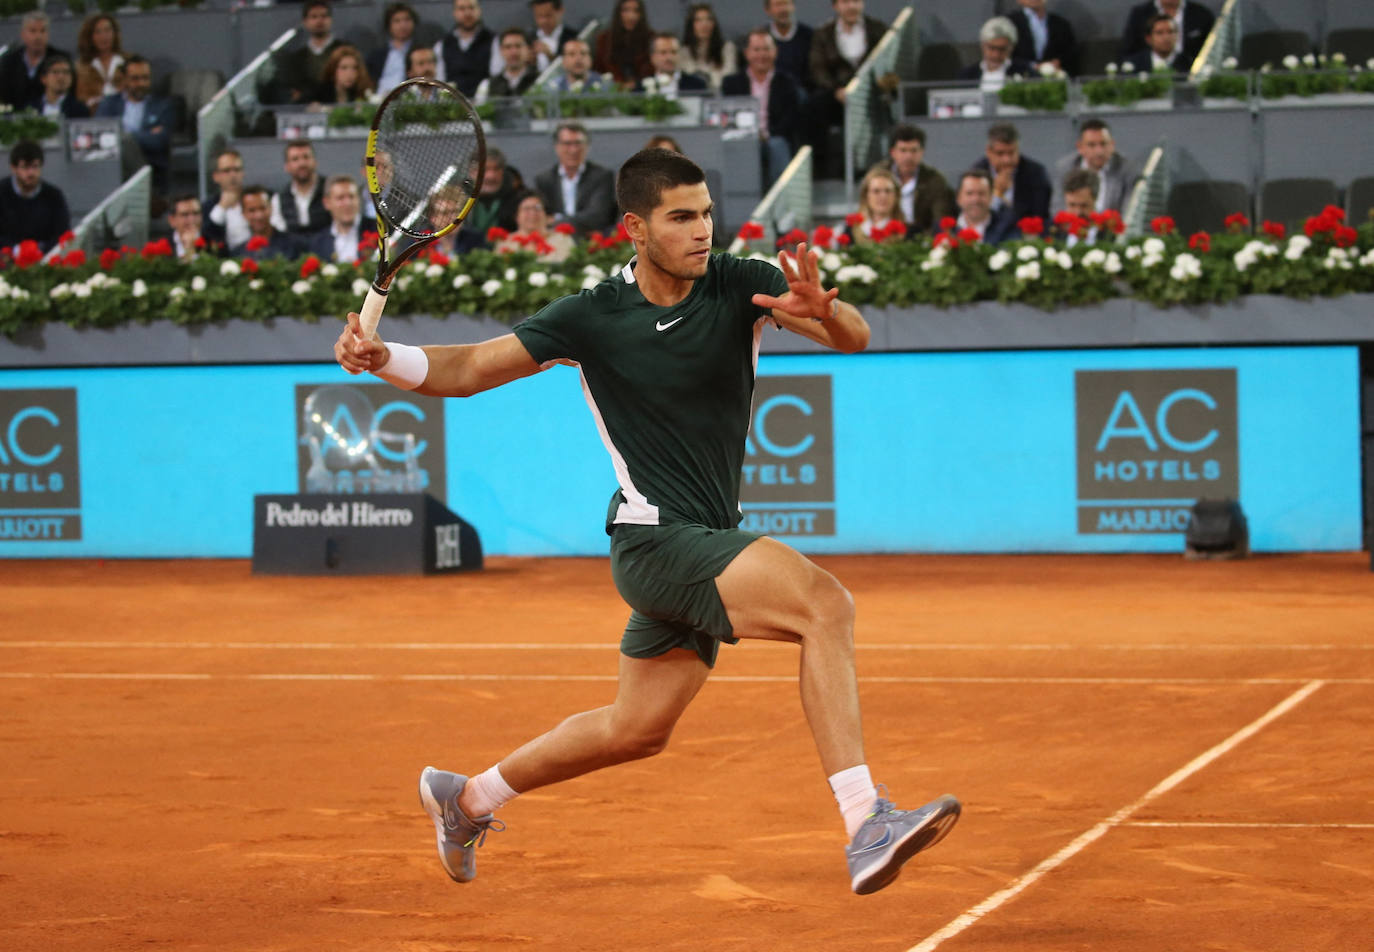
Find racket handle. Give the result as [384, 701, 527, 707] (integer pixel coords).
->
[359, 285, 389, 339]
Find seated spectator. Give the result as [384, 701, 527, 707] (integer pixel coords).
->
[644, 134, 683, 152]
[1120, 0, 1214, 71]
[679, 3, 737, 94]
[764, 0, 813, 91]
[232, 185, 302, 260]
[435, 0, 500, 98]
[595, 0, 653, 88]
[469, 148, 524, 235]
[883, 124, 953, 235]
[957, 17, 1034, 89]
[273, 1, 346, 105]
[166, 193, 206, 260]
[495, 190, 576, 262]
[1053, 118, 1135, 214]
[722, 29, 801, 189]
[1, 12, 71, 111]
[0, 139, 70, 254]
[954, 168, 1018, 244]
[203, 148, 251, 250]
[476, 28, 540, 102]
[270, 139, 330, 238]
[1054, 168, 1100, 245]
[1122, 14, 1188, 73]
[843, 167, 907, 244]
[427, 184, 488, 256]
[972, 122, 1051, 223]
[529, 0, 578, 73]
[545, 37, 611, 92]
[312, 45, 374, 105]
[406, 45, 439, 81]
[808, 0, 886, 175]
[308, 176, 374, 263]
[32, 55, 90, 119]
[94, 55, 177, 191]
[636, 33, 708, 96]
[534, 121, 618, 237]
[74, 13, 124, 113]
[367, 3, 420, 97]
[1009, 0, 1079, 76]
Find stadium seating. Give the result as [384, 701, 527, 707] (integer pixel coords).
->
[1238, 30, 1314, 70]
[1324, 28, 1374, 62]
[1260, 177, 1340, 232]
[1167, 180, 1251, 236]
[1347, 177, 1374, 226]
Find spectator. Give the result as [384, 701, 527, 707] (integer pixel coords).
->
[269, 139, 330, 238]
[679, 4, 736, 94]
[308, 175, 374, 263]
[1052, 118, 1135, 214]
[1008, 0, 1079, 76]
[954, 168, 1018, 244]
[595, 0, 653, 89]
[883, 124, 953, 235]
[957, 17, 1034, 89]
[764, 0, 813, 91]
[74, 13, 125, 113]
[843, 166, 906, 244]
[94, 55, 177, 191]
[406, 45, 440, 81]
[232, 185, 301, 261]
[0, 139, 70, 254]
[529, 0, 578, 73]
[427, 184, 488, 256]
[1122, 14, 1188, 74]
[435, 0, 501, 98]
[476, 28, 540, 102]
[313, 45, 375, 105]
[972, 122, 1052, 223]
[367, 3, 420, 97]
[469, 148, 523, 235]
[1054, 168, 1100, 245]
[545, 37, 610, 92]
[808, 0, 886, 175]
[274, 0, 346, 105]
[1, 13, 70, 110]
[203, 148, 250, 250]
[1120, 0, 1214, 71]
[644, 134, 683, 152]
[32, 55, 90, 119]
[166, 193, 206, 260]
[534, 121, 618, 237]
[494, 190, 576, 262]
[636, 33, 708, 96]
[722, 29, 801, 189]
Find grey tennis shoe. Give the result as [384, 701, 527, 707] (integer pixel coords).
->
[845, 793, 961, 895]
[418, 766, 504, 883]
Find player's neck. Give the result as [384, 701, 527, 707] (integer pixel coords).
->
[631, 256, 694, 307]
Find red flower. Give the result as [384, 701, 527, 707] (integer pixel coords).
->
[845, 212, 865, 227]
[15, 240, 42, 268]
[1091, 209, 1125, 235]
[1054, 211, 1087, 237]
[240, 257, 259, 274]
[1018, 216, 1045, 236]
[836, 233, 851, 246]
[812, 224, 835, 246]
[99, 248, 121, 271]
[194, 236, 207, 249]
[1188, 231, 1211, 253]
[614, 222, 631, 243]
[553, 222, 576, 236]
[1262, 220, 1286, 240]
[62, 249, 86, 268]
[883, 220, 907, 239]
[933, 232, 959, 249]
[428, 249, 451, 267]
[1334, 225, 1358, 248]
[245, 235, 269, 252]
[533, 236, 555, 256]
[1223, 212, 1250, 232]
[956, 228, 981, 243]
[487, 226, 510, 242]
[358, 231, 379, 253]
[299, 255, 321, 278]
[736, 221, 765, 241]
[140, 238, 173, 259]
[57, 230, 75, 248]
[777, 227, 808, 248]
[1321, 204, 1345, 223]
[1151, 216, 1176, 235]
[939, 216, 957, 232]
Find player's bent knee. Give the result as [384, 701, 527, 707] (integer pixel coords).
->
[801, 573, 856, 638]
[605, 725, 674, 762]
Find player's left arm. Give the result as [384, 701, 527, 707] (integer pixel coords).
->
[750, 243, 871, 354]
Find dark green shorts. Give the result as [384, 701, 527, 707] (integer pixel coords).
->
[609, 522, 763, 668]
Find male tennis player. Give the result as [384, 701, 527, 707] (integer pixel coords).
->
[333, 149, 960, 895]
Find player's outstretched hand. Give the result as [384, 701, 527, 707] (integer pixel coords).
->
[751, 241, 839, 321]
[334, 311, 391, 375]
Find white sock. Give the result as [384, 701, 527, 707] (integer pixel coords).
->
[463, 764, 520, 817]
[828, 764, 878, 839]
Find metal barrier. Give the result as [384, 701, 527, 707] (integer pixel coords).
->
[727, 145, 813, 255]
[842, 7, 913, 199]
[44, 166, 153, 261]
[1191, 0, 1243, 79]
[196, 27, 296, 200]
[1121, 143, 1169, 238]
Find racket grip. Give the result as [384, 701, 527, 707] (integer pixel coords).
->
[358, 285, 389, 339]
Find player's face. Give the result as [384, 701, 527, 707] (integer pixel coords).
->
[638, 182, 713, 281]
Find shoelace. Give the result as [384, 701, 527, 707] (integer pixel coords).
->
[462, 817, 506, 849]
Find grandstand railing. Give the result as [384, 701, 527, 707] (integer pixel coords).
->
[843, 7, 913, 200]
[196, 27, 296, 200]
[44, 165, 152, 262]
[727, 145, 813, 255]
[1121, 143, 1169, 239]
[1191, 0, 1243, 80]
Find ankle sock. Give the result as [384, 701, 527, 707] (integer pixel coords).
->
[464, 764, 520, 817]
[828, 764, 878, 839]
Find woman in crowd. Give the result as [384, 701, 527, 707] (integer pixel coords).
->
[313, 46, 376, 105]
[494, 190, 575, 263]
[843, 167, 908, 244]
[679, 3, 736, 94]
[594, 0, 653, 89]
[75, 13, 125, 112]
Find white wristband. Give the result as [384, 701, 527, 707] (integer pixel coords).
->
[372, 342, 429, 390]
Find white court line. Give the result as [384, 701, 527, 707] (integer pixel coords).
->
[1125, 821, 1374, 829]
[2, 641, 1371, 652]
[905, 679, 1327, 952]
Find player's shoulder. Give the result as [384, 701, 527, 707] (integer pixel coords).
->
[708, 251, 786, 290]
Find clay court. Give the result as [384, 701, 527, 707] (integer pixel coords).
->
[2, 552, 1371, 951]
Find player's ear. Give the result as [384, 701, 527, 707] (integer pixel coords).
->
[622, 210, 645, 242]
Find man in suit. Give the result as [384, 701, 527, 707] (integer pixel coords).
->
[882, 124, 953, 235]
[367, 2, 420, 96]
[1008, 0, 1080, 76]
[203, 148, 251, 250]
[972, 122, 1052, 223]
[764, 0, 813, 90]
[232, 185, 302, 261]
[1122, 14, 1189, 74]
[1052, 118, 1136, 214]
[1119, 0, 1214, 71]
[308, 176, 375, 263]
[722, 29, 802, 188]
[30, 55, 90, 119]
[534, 121, 617, 237]
[955, 169, 1019, 245]
[808, 0, 887, 176]
[94, 55, 178, 191]
[529, 0, 578, 73]
[956, 16, 1035, 87]
[0, 12, 70, 110]
[273, 0, 346, 105]
[435, 0, 500, 98]
[167, 194, 208, 260]
[269, 138, 330, 239]
[635, 34, 708, 96]
[1053, 168, 1101, 245]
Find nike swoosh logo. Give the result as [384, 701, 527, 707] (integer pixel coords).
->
[655, 316, 685, 332]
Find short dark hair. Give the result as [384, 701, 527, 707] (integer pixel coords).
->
[8, 139, 43, 166]
[889, 123, 926, 149]
[616, 148, 706, 218]
[283, 138, 315, 159]
[1144, 13, 1175, 36]
[651, 31, 679, 46]
[530, 0, 562, 8]
[500, 26, 529, 43]
[561, 36, 589, 55]
[169, 193, 201, 213]
[124, 53, 150, 72]
[486, 146, 507, 170]
[37, 53, 73, 79]
[302, 0, 331, 19]
[1078, 117, 1111, 138]
[1062, 168, 1100, 197]
[241, 184, 272, 202]
[214, 148, 243, 170]
[744, 27, 772, 47]
[553, 120, 588, 144]
[958, 168, 993, 192]
[987, 122, 1019, 146]
[382, 2, 416, 33]
[405, 45, 434, 72]
[513, 188, 547, 213]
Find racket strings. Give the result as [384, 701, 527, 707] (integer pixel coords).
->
[373, 84, 484, 239]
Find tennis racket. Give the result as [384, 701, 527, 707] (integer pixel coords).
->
[359, 77, 486, 338]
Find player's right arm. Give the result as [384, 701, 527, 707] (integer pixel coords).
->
[334, 311, 544, 397]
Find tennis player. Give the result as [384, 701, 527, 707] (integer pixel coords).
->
[333, 148, 960, 895]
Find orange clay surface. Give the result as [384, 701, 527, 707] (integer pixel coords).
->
[1, 553, 1372, 952]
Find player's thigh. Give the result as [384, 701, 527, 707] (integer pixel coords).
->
[714, 535, 853, 643]
[609, 647, 711, 739]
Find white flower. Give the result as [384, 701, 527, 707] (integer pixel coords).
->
[72, 283, 92, 298]
[1104, 252, 1123, 274]
[1054, 250, 1074, 269]
[397, 275, 412, 292]
[1041, 244, 1059, 260]
[87, 272, 111, 288]
[1332, 52, 1347, 66]
[1141, 252, 1164, 269]
[190, 275, 207, 292]
[1016, 245, 1039, 261]
[581, 275, 601, 290]
[1143, 237, 1165, 256]
[1360, 249, 1374, 268]
[1121, 61, 1135, 73]
[835, 264, 878, 283]
[290, 280, 310, 295]
[1222, 56, 1238, 70]
[1367, 57, 1374, 70]
[220, 260, 240, 276]
[452, 273, 471, 289]
[321, 263, 340, 278]
[1106, 62, 1118, 74]
[168, 286, 186, 299]
[1260, 62, 1273, 73]
[1169, 253, 1202, 281]
[424, 263, 444, 278]
[352, 278, 370, 296]
[49, 283, 71, 299]
[1038, 62, 1057, 77]
[821, 252, 843, 272]
[503, 267, 518, 281]
[528, 271, 549, 287]
[1081, 249, 1107, 268]
[132, 279, 147, 298]
[642, 76, 658, 93]
[481, 278, 502, 296]
[1302, 53, 1316, 67]
[1233, 248, 1257, 272]
[1015, 261, 1041, 282]
[1283, 54, 1300, 70]
[249, 279, 263, 291]
[1285, 235, 1311, 260]
[988, 249, 1011, 272]
[1125, 245, 1143, 260]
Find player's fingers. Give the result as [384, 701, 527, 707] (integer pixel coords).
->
[776, 249, 797, 283]
[751, 292, 784, 310]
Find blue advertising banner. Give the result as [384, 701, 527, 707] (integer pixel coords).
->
[0, 346, 1360, 557]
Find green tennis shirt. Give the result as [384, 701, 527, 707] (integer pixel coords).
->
[512, 253, 789, 533]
